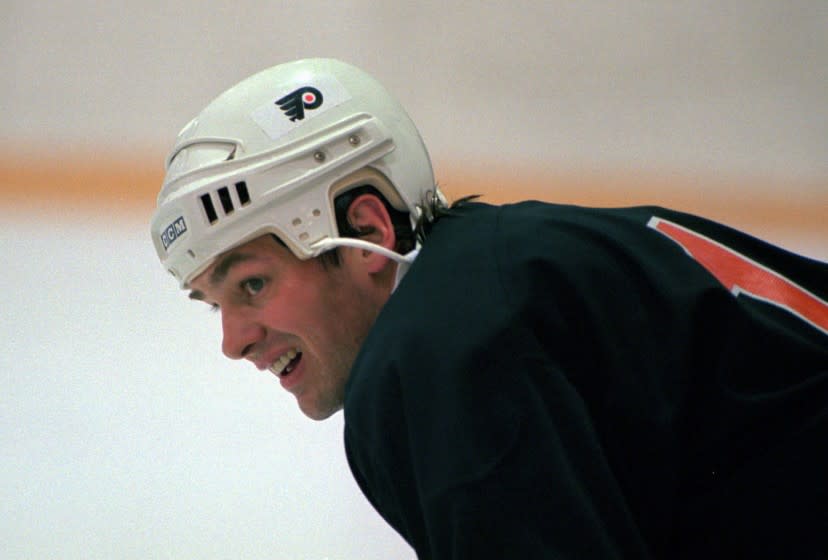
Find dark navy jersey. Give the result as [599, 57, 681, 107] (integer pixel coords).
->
[343, 201, 828, 559]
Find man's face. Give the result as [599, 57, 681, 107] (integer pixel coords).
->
[188, 234, 385, 420]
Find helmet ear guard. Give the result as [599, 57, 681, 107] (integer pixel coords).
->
[328, 167, 407, 217]
[150, 58, 443, 288]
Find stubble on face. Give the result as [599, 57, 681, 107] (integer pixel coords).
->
[296, 263, 385, 420]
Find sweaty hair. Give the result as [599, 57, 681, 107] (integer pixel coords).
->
[414, 191, 479, 244]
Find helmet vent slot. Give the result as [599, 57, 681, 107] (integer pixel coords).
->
[218, 187, 234, 215]
[200, 193, 219, 224]
[200, 183, 250, 226]
[235, 181, 250, 205]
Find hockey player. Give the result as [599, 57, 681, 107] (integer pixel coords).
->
[150, 59, 828, 559]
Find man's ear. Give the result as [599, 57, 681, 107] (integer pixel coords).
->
[345, 193, 397, 273]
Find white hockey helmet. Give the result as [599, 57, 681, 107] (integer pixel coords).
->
[150, 58, 442, 288]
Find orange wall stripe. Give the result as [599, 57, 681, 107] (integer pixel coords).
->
[1, 155, 825, 237]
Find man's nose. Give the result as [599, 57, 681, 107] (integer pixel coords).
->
[221, 309, 264, 360]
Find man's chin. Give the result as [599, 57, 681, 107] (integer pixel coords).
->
[297, 398, 343, 421]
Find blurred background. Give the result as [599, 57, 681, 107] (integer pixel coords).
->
[1, 2, 825, 559]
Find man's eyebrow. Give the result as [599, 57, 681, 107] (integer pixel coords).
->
[186, 252, 254, 302]
[209, 252, 254, 287]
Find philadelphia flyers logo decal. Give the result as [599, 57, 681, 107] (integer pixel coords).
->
[649, 216, 828, 336]
[251, 75, 351, 140]
[275, 86, 323, 121]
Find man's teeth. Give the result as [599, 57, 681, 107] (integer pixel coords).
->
[269, 349, 299, 376]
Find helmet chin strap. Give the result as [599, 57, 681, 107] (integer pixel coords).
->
[310, 237, 418, 265]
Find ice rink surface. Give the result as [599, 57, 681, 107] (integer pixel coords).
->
[2, 203, 824, 560]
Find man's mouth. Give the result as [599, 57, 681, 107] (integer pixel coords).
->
[268, 348, 302, 377]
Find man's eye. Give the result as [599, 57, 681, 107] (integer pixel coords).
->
[241, 278, 265, 296]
